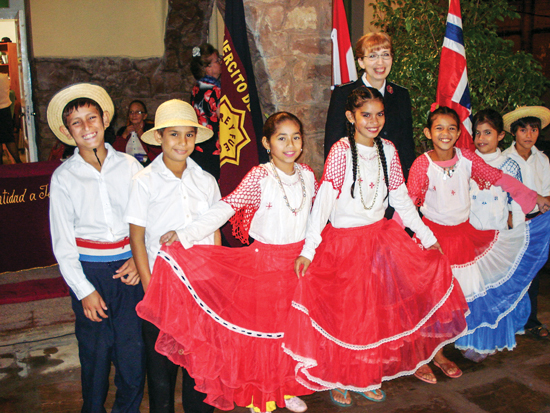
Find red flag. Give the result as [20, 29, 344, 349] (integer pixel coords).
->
[436, 0, 475, 150]
[331, 0, 357, 87]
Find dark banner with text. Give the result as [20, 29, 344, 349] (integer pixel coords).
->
[219, 0, 266, 198]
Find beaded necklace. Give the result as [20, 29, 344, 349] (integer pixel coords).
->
[269, 162, 307, 214]
[356, 145, 381, 210]
[441, 164, 457, 180]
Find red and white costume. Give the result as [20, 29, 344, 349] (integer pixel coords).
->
[136, 163, 318, 411]
[407, 148, 550, 353]
[283, 138, 469, 392]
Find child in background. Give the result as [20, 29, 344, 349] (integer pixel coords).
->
[470, 109, 525, 230]
[407, 106, 550, 366]
[125, 99, 220, 413]
[285, 87, 469, 406]
[189, 43, 222, 180]
[137, 112, 317, 413]
[464, 109, 528, 361]
[503, 106, 550, 339]
[48, 83, 145, 412]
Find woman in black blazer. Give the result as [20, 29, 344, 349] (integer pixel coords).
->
[324, 32, 416, 180]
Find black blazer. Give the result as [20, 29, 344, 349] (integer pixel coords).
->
[324, 78, 416, 179]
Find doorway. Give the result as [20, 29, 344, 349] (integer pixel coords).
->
[0, 7, 37, 163]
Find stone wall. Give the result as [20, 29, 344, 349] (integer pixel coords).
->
[244, 0, 332, 174]
[32, 0, 213, 160]
[31, 0, 332, 175]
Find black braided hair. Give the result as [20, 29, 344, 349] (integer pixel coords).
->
[374, 136, 389, 200]
[347, 120, 359, 198]
[344, 86, 385, 199]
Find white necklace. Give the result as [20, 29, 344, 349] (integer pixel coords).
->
[356, 145, 381, 210]
[270, 162, 307, 214]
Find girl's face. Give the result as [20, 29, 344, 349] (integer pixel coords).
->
[424, 114, 461, 158]
[205, 52, 222, 80]
[345, 99, 385, 146]
[474, 121, 504, 155]
[262, 119, 302, 174]
[128, 102, 147, 126]
[358, 47, 392, 88]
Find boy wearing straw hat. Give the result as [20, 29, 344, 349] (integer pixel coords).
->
[503, 105, 550, 339]
[48, 83, 145, 412]
[125, 99, 219, 413]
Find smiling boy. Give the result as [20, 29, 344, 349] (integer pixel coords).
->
[48, 83, 145, 412]
[125, 99, 220, 413]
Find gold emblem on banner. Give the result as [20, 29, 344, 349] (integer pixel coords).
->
[219, 95, 251, 167]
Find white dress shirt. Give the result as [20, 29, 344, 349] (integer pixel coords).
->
[503, 143, 550, 213]
[362, 73, 386, 97]
[50, 144, 143, 300]
[125, 155, 221, 271]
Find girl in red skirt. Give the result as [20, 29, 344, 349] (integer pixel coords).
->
[285, 87, 469, 407]
[407, 106, 550, 375]
[136, 112, 317, 413]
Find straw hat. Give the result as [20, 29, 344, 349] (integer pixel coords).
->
[141, 99, 214, 145]
[503, 106, 550, 133]
[47, 83, 114, 146]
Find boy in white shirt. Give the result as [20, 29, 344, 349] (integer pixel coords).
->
[48, 83, 145, 412]
[125, 99, 220, 413]
[503, 105, 550, 339]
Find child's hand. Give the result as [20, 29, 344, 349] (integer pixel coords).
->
[536, 194, 550, 213]
[295, 256, 311, 278]
[427, 241, 444, 254]
[114, 257, 140, 285]
[81, 290, 108, 322]
[160, 230, 179, 246]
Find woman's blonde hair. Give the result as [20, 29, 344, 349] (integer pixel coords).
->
[355, 32, 393, 59]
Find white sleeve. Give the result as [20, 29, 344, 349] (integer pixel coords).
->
[390, 183, 438, 248]
[300, 181, 338, 261]
[208, 176, 222, 205]
[124, 176, 150, 227]
[49, 174, 95, 301]
[176, 201, 235, 249]
[510, 199, 526, 229]
[541, 155, 550, 197]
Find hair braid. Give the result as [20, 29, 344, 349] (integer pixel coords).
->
[375, 136, 389, 200]
[347, 121, 358, 198]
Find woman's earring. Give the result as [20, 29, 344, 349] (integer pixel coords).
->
[300, 148, 303, 152]
[267, 149, 270, 154]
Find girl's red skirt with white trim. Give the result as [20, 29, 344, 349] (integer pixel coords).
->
[136, 240, 313, 412]
[283, 219, 469, 392]
[421, 216, 550, 353]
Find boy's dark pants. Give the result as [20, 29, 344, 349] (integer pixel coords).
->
[142, 320, 214, 413]
[71, 260, 146, 413]
[525, 268, 544, 329]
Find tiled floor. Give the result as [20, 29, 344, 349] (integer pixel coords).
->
[1, 263, 549, 412]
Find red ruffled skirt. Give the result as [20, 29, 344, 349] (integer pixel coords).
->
[420, 218, 497, 266]
[136, 240, 313, 411]
[283, 219, 469, 392]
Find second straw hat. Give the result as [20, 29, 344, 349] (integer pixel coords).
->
[503, 106, 550, 133]
[141, 99, 214, 145]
